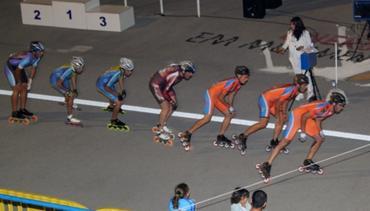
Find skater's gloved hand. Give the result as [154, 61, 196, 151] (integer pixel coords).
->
[228, 106, 235, 114]
[121, 89, 126, 99]
[65, 90, 74, 97]
[27, 78, 32, 91]
[170, 100, 177, 110]
[72, 89, 78, 97]
[117, 94, 123, 101]
[298, 132, 307, 142]
[319, 130, 325, 138]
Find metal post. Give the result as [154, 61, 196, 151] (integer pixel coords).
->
[335, 42, 338, 87]
[124, 0, 127, 7]
[160, 0, 164, 15]
[196, 0, 200, 17]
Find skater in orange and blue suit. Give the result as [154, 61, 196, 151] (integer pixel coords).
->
[258, 90, 347, 182]
[179, 66, 250, 151]
[235, 74, 309, 155]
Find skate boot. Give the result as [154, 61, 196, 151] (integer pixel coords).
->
[213, 135, 225, 147]
[107, 119, 130, 131]
[157, 131, 174, 146]
[66, 115, 83, 127]
[299, 159, 324, 175]
[152, 124, 161, 134]
[153, 125, 174, 146]
[19, 108, 38, 121]
[213, 135, 235, 149]
[237, 134, 248, 156]
[256, 162, 272, 183]
[265, 139, 279, 152]
[266, 139, 289, 154]
[8, 111, 30, 125]
[103, 105, 125, 114]
[178, 131, 192, 151]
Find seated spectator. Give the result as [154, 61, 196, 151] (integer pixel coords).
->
[168, 183, 196, 211]
[230, 187, 251, 211]
[251, 190, 267, 211]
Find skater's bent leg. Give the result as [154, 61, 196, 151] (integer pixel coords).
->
[244, 117, 269, 137]
[219, 111, 235, 135]
[188, 114, 212, 134]
[159, 101, 171, 127]
[273, 116, 285, 140]
[267, 138, 291, 164]
[112, 100, 122, 120]
[19, 84, 28, 109]
[11, 85, 22, 112]
[164, 104, 174, 125]
[66, 96, 73, 115]
[305, 135, 324, 160]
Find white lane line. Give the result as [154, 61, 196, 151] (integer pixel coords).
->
[1, 89, 370, 142]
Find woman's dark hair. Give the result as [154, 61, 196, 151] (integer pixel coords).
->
[172, 183, 190, 209]
[290, 16, 306, 40]
[231, 187, 250, 204]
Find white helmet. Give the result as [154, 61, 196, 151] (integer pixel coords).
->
[326, 88, 348, 105]
[179, 60, 196, 73]
[120, 57, 134, 71]
[71, 56, 85, 74]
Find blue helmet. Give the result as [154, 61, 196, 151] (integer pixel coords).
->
[30, 41, 45, 52]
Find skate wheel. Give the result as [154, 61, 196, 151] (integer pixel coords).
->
[31, 115, 38, 122]
[166, 139, 174, 147]
[231, 134, 237, 140]
[22, 119, 30, 125]
[263, 177, 271, 184]
[256, 163, 261, 169]
[230, 143, 235, 149]
[317, 169, 324, 175]
[169, 133, 175, 140]
[283, 148, 289, 154]
[122, 125, 130, 132]
[240, 150, 246, 156]
[153, 136, 160, 143]
[298, 166, 305, 173]
[212, 140, 218, 147]
[8, 117, 15, 124]
[184, 144, 191, 151]
[265, 145, 272, 152]
[177, 132, 184, 138]
[152, 126, 160, 133]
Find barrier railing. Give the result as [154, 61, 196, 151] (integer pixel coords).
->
[0, 189, 129, 211]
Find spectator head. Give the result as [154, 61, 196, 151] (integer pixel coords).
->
[251, 190, 267, 209]
[172, 183, 190, 209]
[231, 187, 250, 204]
[290, 16, 306, 40]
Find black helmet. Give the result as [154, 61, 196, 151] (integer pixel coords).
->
[235, 66, 250, 76]
[295, 74, 309, 85]
[330, 92, 346, 105]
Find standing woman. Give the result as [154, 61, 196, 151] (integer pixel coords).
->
[168, 183, 196, 211]
[278, 17, 315, 101]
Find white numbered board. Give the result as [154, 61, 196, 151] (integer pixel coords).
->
[52, 0, 99, 29]
[87, 6, 135, 32]
[21, 2, 53, 26]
